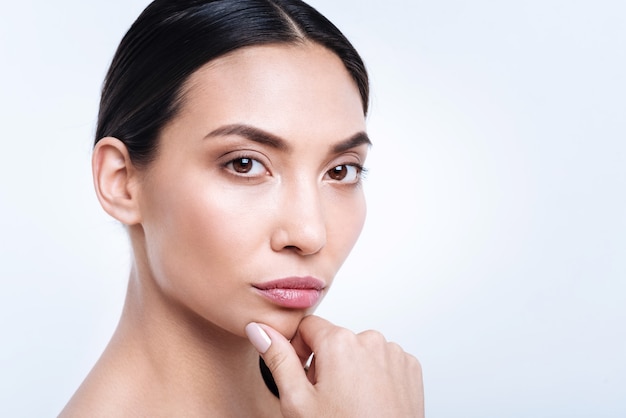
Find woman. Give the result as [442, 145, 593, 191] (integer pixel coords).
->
[61, 0, 423, 416]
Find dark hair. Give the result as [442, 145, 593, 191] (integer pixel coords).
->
[95, 0, 369, 167]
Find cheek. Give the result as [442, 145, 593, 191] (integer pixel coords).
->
[326, 191, 366, 263]
[140, 180, 267, 294]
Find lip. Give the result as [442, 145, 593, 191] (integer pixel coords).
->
[252, 276, 325, 309]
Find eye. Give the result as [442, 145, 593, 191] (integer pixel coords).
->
[325, 164, 363, 184]
[225, 157, 268, 177]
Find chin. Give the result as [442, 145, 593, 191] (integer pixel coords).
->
[260, 308, 316, 339]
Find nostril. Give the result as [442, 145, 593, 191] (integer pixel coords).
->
[269, 216, 327, 256]
[282, 244, 322, 256]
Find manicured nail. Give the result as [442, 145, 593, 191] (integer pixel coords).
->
[245, 322, 272, 354]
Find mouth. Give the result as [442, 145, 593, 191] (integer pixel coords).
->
[252, 276, 325, 309]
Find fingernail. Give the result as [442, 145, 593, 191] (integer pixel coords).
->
[245, 322, 272, 354]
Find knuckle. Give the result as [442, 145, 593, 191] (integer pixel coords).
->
[358, 329, 387, 345]
[387, 341, 404, 354]
[324, 325, 354, 344]
[405, 352, 423, 375]
[264, 350, 288, 373]
[333, 326, 356, 339]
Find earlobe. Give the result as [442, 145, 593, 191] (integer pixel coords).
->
[92, 137, 142, 225]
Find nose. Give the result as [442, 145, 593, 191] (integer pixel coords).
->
[270, 181, 327, 256]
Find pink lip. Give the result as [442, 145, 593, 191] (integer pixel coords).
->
[253, 277, 325, 309]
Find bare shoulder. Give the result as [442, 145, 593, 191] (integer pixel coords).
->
[59, 349, 150, 417]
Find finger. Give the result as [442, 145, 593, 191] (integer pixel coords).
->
[291, 315, 338, 353]
[289, 321, 313, 364]
[245, 322, 311, 401]
[290, 316, 355, 385]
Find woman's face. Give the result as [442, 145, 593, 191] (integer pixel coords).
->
[135, 43, 368, 338]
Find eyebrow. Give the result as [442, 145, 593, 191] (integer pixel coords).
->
[332, 131, 372, 154]
[205, 123, 372, 154]
[205, 124, 288, 151]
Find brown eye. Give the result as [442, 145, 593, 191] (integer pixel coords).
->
[225, 157, 268, 177]
[328, 165, 348, 180]
[325, 164, 362, 183]
[232, 158, 253, 173]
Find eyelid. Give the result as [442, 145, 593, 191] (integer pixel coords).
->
[220, 150, 271, 178]
[324, 162, 368, 185]
[326, 149, 368, 178]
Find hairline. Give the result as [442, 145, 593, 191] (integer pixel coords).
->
[164, 40, 366, 146]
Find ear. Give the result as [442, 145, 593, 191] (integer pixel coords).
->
[92, 137, 142, 225]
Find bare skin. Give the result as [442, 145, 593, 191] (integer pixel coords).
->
[61, 43, 423, 417]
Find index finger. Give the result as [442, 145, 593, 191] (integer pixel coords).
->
[290, 315, 343, 355]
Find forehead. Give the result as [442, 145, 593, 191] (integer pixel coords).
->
[175, 42, 366, 142]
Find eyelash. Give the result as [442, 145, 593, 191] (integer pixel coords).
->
[223, 155, 368, 185]
[325, 163, 367, 185]
[223, 155, 268, 177]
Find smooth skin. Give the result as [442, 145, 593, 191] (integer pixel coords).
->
[61, 43, 423, 417]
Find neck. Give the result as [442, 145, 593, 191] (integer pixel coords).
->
[100, 263, 279, 416]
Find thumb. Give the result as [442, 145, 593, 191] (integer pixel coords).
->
[245, 322, 311, 400]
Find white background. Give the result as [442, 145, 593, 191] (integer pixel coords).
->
[1, 1, 624, 416]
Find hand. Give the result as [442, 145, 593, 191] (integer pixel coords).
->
[245, 316, 424, 418]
